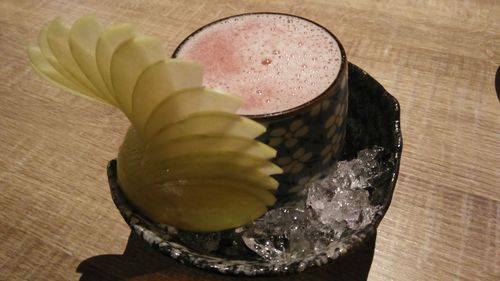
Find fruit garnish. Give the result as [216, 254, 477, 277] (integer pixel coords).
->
[110, 36, 165, 117]
[28, 16, 282, 232]
[69, 16, 116, 104]
[131, 60, 203, 131]
[96, 23, 136, 98]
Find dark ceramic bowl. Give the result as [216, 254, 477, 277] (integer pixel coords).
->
[108, 63, 402, 276]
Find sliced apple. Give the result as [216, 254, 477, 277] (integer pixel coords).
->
[121, 180, 268, 232]
[118, 128, 279, 188]
[142, 87, 243, 140]
[117, 131, 272, 231]
[37, 25, 90, 91]
[131, 59, 203, 131]
[119, 154, 280, 190]
[29, 16, 285, 232]
[147, 111, 265, 146]
[46, 18, 102, 96]
[68, 16, 116, 105]
[144, 135, 276, 164]
[119, 161, 276, 205]
[150, 151, 282, 175]
[28, 46, 108, 104]
[175, 179, 276, 205]
[95, 23, 136, 95]
[121, 158, 278, 192]
[146, 163, 278, 191]
[110, 36, 164, 117]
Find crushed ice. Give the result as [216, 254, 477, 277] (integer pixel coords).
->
[175, 147, 389, 262]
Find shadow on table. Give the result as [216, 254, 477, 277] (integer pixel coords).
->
[77, 231, 376, 281]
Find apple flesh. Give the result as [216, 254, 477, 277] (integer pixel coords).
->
[142, 87, 243, 140]
[117, 128, 276, 231]
[46, 18, 102, 96]
[27, 47, 108, 104]
[95, 23, 136, 96]
[29, 16, 283, 232]
[147, 112, 265, 145]
[69, 16, 116, 105]
[122, 180, 268, 232]
[144, 134, 277, 163]
[110, 36, 164, 117]
[131, 60, 203, 131]
[38, 25, 91, 93]
[149, 163, 279, 191]
[150, 152, 282, 175]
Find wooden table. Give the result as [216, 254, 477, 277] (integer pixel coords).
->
[1, 0, 498, 280]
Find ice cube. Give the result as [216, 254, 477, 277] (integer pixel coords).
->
[241, 147, 385, 261]
[242, 208, 308, 260]
[174, 148, 387, 263]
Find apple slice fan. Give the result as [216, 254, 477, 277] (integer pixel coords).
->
[28, 16, 282, 232]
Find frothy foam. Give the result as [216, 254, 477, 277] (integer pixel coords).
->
[176, 14, 342, 115]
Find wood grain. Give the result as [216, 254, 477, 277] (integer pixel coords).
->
[0, 0, 499, 280]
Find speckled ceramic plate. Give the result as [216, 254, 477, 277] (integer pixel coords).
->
[107, 63, 403, 276]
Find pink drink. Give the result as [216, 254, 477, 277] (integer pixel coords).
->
[175, 14, 342, 115]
